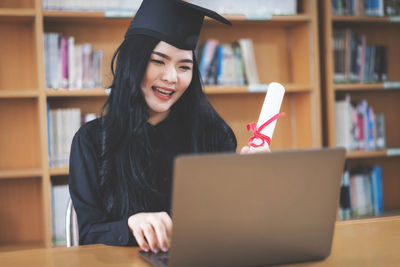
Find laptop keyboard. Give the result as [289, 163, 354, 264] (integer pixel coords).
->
[157, 252, 169, 264]
[139, 250, 169, 267]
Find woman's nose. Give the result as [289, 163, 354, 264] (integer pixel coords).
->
[162, 65, 178, 84]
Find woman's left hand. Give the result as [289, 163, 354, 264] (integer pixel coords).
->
[240, 145, 270, 154]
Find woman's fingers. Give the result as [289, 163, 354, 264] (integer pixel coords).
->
[240, 145, 271, 154]
[153, 221, 169, 252]
[252, 146, 270, 153]
[128, 212, 174, 253]
[160, 211, 173, 239]
[142, 224, 159, 253]
[240, 146, 250, 154]
[133, 228, 150, 252]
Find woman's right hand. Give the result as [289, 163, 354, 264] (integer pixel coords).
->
[240, 145, 270, 154]
[128, 212, 173, 253]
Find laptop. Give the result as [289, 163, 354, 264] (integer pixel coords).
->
[140, 148, 346, 267]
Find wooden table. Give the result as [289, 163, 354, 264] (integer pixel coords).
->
[0, 216, 399, 267]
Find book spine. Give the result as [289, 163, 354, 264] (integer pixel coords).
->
[339, 170, 352, 219]
[47, 104, 52, 167]
[375, 113, 386, 149]
[367, 107, 375, 150]
[68, 37, 75, 89]
[61, 37, 69, 89]
[371, 165, 383, 215]
[51, 183, 70, 245]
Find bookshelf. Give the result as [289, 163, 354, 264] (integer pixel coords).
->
[320, 1, 400, 218]
[0, 0, 322, 250]
[201, 0, 322, 150]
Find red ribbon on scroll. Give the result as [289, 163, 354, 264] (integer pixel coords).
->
[247, 112, 285, 148]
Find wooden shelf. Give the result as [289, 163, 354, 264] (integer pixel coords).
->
[206, 14, 312, 23]
[334, 82, 400, 91]
[332, 15, 398, 23]
[0, 169, 42, 179]
[0, 8, 35, 22]
[49, 167, 69, 176]
[346, 149, 400, 159]
[334, 83, 384, 91]
[338, 212, 400, 222]
[0, 241, 45, 253]
[322, 1, 400, 221]
[0, 8, 35, 17]
[43, 10, 106, 18]
[46, 88, 108, 97]
[346, 150, 388, 159]
[0, 90, 39, 98]
[204, 84, 313, 94]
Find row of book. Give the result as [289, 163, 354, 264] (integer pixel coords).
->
[338, 165, 383, 220]
[335, 94, 385, 151]
[43, 0, 297, 16]
[44, 33, 104, 90]
[189, 0, 297, 16]
[333, 28, 388, 83]
[332, 0, 400, 16]
[47, 106, 96, 167]
[197, 38, 259, 86]
[43, 0, 142, 11]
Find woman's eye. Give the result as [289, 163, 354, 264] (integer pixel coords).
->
[151, 59, 164, 65]
[180, 66, 192, 71]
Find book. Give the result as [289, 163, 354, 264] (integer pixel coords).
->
[61, 37, 69, 89]
[335, 94, 352, 150]
[44, 32, 104, 90]
[371, 165, 384, 215]
[51, 183, 70, 246]
[199, 39, 219, 83]
[375, 113, 386, 149]
[367, 107, 375, 150]
[333, 28, 388, 83]
[189, 0, 297, 16]
[332, 0, 397, 16]
[340, 165, 384, 219]
[333, 29, 346, 82]
[48, 108, 82, 167]
[68, 36, 75, 89]
[238, 38, 259, 85]
[232, 42, 245, 85]
[43, 0, 143, 11]
[339, 170, 352, 220]
[352, 173, 369, 216]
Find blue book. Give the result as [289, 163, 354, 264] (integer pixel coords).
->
[367, 107, 375, 150]
[371, 165, 383, 215]
[216, 45, 224, 85]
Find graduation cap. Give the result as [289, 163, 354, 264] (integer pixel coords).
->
[124, 0, 231, 50]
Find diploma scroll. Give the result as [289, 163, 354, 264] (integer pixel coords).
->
[248, 82, 285, 150]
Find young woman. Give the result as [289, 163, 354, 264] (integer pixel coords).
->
[69, 0, 241, 253]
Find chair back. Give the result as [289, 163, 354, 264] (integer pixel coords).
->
[66, 198, 79, 247]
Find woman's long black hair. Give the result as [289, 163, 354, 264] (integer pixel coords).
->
[99, 34, 236, 219]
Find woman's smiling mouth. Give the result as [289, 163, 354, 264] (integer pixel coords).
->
[152, 86, 175, 100]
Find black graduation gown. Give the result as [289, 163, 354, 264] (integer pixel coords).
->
[69, 113, 236, 246]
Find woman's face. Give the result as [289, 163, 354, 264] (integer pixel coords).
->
[141, 41, 193, 125]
